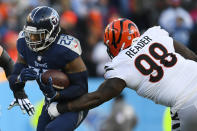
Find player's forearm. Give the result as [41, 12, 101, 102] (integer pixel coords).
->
[57, 92, 104, 113]
[57, 79, 125, 112]
[56, 85, 88, 100]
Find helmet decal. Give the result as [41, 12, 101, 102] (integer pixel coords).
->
[51, 16, 58, 26]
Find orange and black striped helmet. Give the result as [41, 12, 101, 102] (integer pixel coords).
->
[104, 18, 140, 58]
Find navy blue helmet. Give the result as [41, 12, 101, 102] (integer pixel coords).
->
[24, 6, 60, 52]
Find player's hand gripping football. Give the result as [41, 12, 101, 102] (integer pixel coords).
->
[8, 90, 35, 116]
[37, 75, 57, 102]
[17, 68, 38, 83]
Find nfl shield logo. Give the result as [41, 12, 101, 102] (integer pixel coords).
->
[37, 56, 42, 61]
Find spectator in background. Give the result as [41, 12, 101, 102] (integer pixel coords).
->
[60, 10, 78, 36]
[158, 0, 193, 46]
[189, 2, 197, 23]
[0, 1, 8, 20]
[87, 9, 103, 46]
[91, 41, 110, 76]
[91, 15, 120, 77]
[0, 14, 7, 42]
[0, 1, 8, 41]
[188, 2, 197, 54]
[70, 0, 98, 19]
[3, 31, 18, 62]
[100, 94, 137, 131]
[81, 9, 104, 76]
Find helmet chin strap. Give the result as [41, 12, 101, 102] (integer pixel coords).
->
[107, 47, 114, 59]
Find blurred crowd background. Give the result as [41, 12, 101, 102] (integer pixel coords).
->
[1, 0, 197, 77]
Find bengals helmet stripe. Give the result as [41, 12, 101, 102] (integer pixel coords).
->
[117, 18, 127, 44]
[112, 22, 116, 48]
[107, 26, 110, 38]
[104, 18, 140, 58]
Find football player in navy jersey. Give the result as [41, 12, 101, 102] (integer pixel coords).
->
[8, 6, 88, 131]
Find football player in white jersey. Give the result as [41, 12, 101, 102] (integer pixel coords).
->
[48, 18, 197, 131]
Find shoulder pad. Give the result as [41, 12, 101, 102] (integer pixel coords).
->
[57, 35, 82, 55]
[18, 31, 25, 40]
[145, 26, 169, 37]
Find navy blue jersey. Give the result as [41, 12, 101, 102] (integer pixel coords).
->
[17, 31, 82, 74]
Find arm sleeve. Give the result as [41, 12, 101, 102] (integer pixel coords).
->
[58, 71, 88, 101]
[8, 37, 28, 92]
[0, 49, 14, 77]
[8, 63, 27, 92]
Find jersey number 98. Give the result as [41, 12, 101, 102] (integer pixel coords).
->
[135, 43, 177, 83]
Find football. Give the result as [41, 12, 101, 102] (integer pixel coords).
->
[41, 70, 70, 90]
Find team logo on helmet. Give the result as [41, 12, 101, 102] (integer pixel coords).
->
[51, 16, 58, 26]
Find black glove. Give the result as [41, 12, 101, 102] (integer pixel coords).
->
[8, 90, 35, 116]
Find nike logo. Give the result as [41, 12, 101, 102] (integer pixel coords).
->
[74, 44, 78, 48]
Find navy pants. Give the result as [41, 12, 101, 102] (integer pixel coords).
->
[37, 104, 88, 131]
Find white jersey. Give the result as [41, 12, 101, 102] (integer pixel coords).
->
[104, 26, 197, 110]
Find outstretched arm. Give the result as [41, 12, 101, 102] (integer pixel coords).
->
[8, 53, 35, 116]
[57, 78, 126, 113]
[173, 40, 197, 62]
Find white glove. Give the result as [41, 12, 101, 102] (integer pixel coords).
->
[48, 102, 60, 119]
[8, 98, 35, 116]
